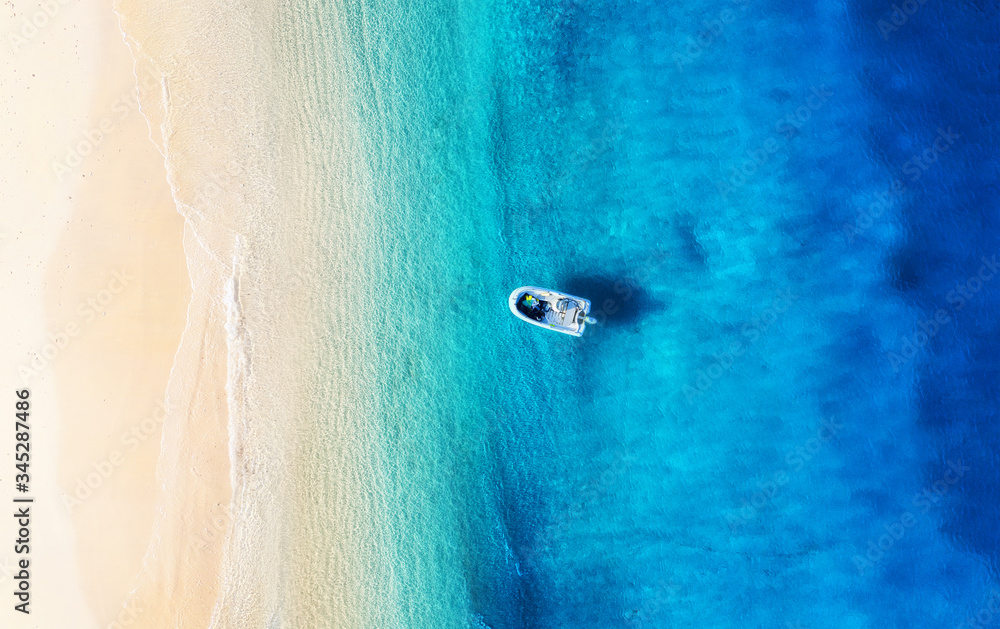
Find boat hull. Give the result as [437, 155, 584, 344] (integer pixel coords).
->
[508, 286, 592, 337]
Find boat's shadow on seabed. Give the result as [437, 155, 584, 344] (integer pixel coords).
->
[561, 274, 665, 328]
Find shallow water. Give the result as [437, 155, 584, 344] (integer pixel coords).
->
[286, 0, 1000, 626]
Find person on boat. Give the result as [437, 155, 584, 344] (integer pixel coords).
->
[517, 293, 548, 322]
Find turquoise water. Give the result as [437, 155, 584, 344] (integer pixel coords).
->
[273, 0, 999, 626]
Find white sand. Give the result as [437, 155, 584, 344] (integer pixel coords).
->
[0, 1, 230, 626]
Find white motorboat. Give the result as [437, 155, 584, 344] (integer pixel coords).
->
[508, 286, 597, 337]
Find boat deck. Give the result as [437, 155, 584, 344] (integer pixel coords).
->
[508, 286, 591, 337]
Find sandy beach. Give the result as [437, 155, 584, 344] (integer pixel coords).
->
[1, 0, 230, 626]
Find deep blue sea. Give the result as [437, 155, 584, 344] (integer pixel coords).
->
[272, 0, 1000, 626]
[472, 1, 1000, 627]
